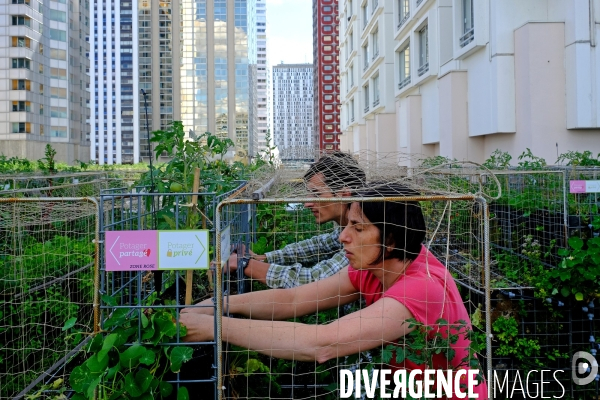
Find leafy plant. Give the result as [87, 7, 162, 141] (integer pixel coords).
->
[556, 150, 600, 167]
[65, 295, 193, 400]
[38, 144, 58, 174]
[516, 148, 547, 170]
[492, 315, 543, 367]
[538, 236, 600, 301]
[483, 149, 512, 170]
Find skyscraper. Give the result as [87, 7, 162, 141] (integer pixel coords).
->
[272, 63, 314, 162]
[248, 0, 268, 156]
[89, 0, 139, 164]
[138, 0, 251, 161]
[1, 0, 90, 163]
[312, 0, 341, 153]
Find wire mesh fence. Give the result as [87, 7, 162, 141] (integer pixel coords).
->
[0, 198, 98, 399]
[0, 171, 142, 198]
[215, 187, 491, 399]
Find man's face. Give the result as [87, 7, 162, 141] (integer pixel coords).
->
[304, 173, 346, 224]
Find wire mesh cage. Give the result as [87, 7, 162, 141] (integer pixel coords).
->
[213, 156, 493, 400]
[0, 198, 98, 399]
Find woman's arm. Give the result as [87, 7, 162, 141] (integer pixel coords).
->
[181, 296, 415, 363]
[182, 267, 359, 321]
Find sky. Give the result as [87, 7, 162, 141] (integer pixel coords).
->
[266, 0, 313, 67]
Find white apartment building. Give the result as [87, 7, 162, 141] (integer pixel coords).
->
[89, 0, 139, 164]
[248, 0, 269, 156]
[272, 63, 314, 161]
[339, 0, 600, 165]
[0, 0, 90, 163]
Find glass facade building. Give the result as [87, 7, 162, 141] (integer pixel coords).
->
[89, 0, 139, 164]
[140, 0, 251, 161]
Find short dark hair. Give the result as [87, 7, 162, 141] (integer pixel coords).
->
[354, 182, 426, 263]
[303, 152, 366, 192]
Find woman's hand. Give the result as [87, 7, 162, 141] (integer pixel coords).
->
[179, 313, 215, 342]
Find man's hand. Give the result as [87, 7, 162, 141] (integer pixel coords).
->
[227, 253, 239, 272]
[180, 298, 215, 315]
[179, 313, 215, 342]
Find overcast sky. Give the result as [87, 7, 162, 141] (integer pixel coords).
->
[266, 0, 313, 67]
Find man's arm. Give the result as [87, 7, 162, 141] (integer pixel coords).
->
[264, 250, 349, 288]
[183, 266, 358, 319]
[265, 228, 342, 266]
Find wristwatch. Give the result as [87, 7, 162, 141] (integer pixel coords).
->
[239, 257, 251, 275]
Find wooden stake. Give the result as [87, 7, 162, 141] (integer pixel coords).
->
[185, 167, 201, 305]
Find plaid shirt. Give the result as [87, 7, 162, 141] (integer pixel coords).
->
[265, 226, 348, 288]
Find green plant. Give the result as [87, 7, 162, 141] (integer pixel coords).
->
[516, 148, 547, 170]
[65, 295, 193, 400]
[556, 150, 600, 167]
[492, 315, 543, 367]
[483, 149, 512, 170]
[537, 236, 600, 301]
[38, 144, 58, 174]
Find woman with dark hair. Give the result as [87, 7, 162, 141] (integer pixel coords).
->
[181, 183, 487, 399]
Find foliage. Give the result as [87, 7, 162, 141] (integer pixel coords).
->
[556, 150, 600, 167]
[0, 154, 36, 174]
[483, 149, 512, 170]
[537, 236, 600, 301]
[0, 234, 94, 398]
[492, 315, 543, 367]
[64, 296, 193, 400]
[419, 155, 457, 168]
[38, 144, 58, 174]
[516, 148, 547, 170]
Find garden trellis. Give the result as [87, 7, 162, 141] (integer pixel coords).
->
[1, 152, 600, 399]
[0, 197, 98, 400]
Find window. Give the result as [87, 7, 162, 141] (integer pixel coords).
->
[12, 0, 31, 4]
[323, 5, 332, 12]
[349, 31, 354, 52]
[12, 16, 31, 27]
[364, 83, 370, 112]
[12, 36, 31, 47]
[398, 0, 409, 28]
[51, 49, 67, 60]
[50, 67, 67, 79]
[398, 44, 410, 89]
[49, 9, 66, 22]
[50, 126, 68, 137]
[325, 134, 334, 140]
[418, 25, 429, 76]
[362, 4, 368, 28]
[51, 106, 68, 118]
[12, 122, 31, 133]
[50, 87, 67, 99]
[362, 43, 369, 70]
[350, 98, 355, 121]
[12, 101, 31, 112]
[349, 64, 355, 87]
[373, 75, 380, 106]
[372, 30, 379, 59]
[12, 58, 30, 69]
[50, 28, 67, 41]
[12, 79, 30, 90]
[460, 0, 474, 47]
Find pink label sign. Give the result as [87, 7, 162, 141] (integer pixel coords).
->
[570, 180, 586, 194]
[105, 230, 158, 271]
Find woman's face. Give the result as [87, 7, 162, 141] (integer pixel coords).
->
[339, 202, 383, 269]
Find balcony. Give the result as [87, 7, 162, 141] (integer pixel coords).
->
[416, 0, 424, 5]
[417, 62, 429, 77]
[373, 98, 379, 107]
[398, 76, 411, 90]
[397, 12, 410, 30]
[372, 50, 379, 60]
[459, 27, 474, 48]
[364, 105, 370, 113]
[363, 61, 369, 71]
[372, 0, 378, 13]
